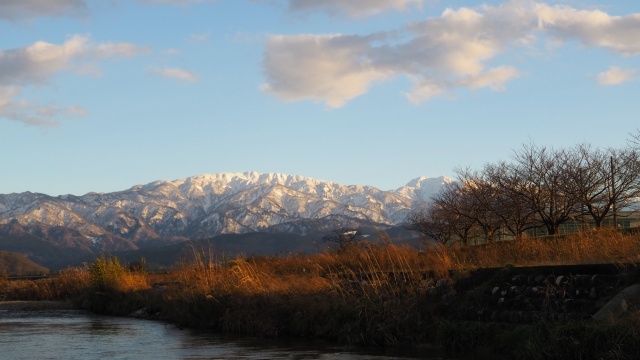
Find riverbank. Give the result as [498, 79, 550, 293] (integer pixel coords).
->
[90, 263, 640, 357]
[0, 301, 75, 311]
[3, 230, 640, 359]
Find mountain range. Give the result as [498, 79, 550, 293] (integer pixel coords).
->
[0, 172, 450, 270]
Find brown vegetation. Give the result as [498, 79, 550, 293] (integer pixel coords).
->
[0, 251, 48, 276]
[0, 267, 89, 301]
[2, 229, 640, 358]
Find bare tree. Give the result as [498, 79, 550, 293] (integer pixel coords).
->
[408, 182, 476, 246]
[408, 208, 443, 246]
[608, 147, 640, 223]
[483, 161, 539, 238]
[408, 204, 458, 246]
[561, 144, 640, 228]
[555, 144, 604, 229]
[323, 227, 362, 252]
[432, 182, 479, 245]
[508, 143, 578, 235]
[454, 168, 504, 242]
[410, 138, 640, 245]
[629, 129, 640, 148]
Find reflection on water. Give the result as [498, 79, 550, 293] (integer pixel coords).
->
[0, 309, 438, 360]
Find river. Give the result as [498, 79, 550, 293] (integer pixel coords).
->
[0, 306, 442, 359]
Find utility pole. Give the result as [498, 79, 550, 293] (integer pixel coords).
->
[611, 156, 617, 228]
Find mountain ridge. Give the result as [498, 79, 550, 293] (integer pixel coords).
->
[0, 172, 451, 255]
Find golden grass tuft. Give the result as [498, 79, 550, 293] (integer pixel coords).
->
[88, 255, 150, 293]
[0, 267, 91, 301]
[439, 229, 640, 270]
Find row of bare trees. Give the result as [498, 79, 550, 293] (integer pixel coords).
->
[410, 133, 640, 246]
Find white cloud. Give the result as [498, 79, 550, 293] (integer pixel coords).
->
[263, 3, 529, 107]
[464, 67, 520, 91]
[0, 86, 86, 127]
[597, 66, 636, 86]
[286, 0, 423, 18]
[148, 67, 199, 82]
[0, 0, 88, 21]
[138, 0, 209, 4]
[405, 82, 445, 104]
[93, 42, 150, 58]
[0, 35, 149, 126]
[406, 66, 520, 103]
[262, 1, 640, 107]
[535, 4, 640, 55]
[189, 32, 211, 44]
[262, 34, 389, 108]
[0, 35, 149, 86]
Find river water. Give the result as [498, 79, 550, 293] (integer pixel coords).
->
[0, 308, 442, 359]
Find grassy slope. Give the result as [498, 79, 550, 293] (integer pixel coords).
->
[0, 251, 49, 275]
[0, 235, 92, 270]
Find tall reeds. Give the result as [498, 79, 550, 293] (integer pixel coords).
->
[89, 254, 149, 293]
[4, 229, 640, 353]
[0, 267, 90, 301]
[438, 229, 640, 270]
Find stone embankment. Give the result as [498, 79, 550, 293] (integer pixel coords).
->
[448, 264, 640, 324]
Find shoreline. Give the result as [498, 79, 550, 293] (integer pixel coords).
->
[0, 301, 76, 311]
[3, 233, 640, 359]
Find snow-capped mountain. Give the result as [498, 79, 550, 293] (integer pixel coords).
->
[0, 172, 451, 252]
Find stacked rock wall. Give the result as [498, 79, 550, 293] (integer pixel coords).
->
[450, 264, 639, 323]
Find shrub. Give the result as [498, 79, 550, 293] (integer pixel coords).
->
[89, 255, 148, 293]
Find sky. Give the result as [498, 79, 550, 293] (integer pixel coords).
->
[1, 0, 639, 196]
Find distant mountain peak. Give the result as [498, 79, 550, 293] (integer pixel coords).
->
[403, 175, 452, 188]
[0, 172, 448, 254]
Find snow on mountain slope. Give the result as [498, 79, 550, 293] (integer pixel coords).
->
[0, 172, 448, 250]
[394, 176, 453, 204]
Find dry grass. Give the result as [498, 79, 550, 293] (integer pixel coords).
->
[167, 229, 640, 302]
[89, 255, 150, 293]
[0, 267, 91, 301]
[4, 229, 638, 304]
[4, 229, 640, 350]
[439, 229, 640, 270]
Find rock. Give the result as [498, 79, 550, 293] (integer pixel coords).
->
[593, 275, 619, 287]
[575, 275, 590, 286]
[511, 275, 526, 286]
[545, 275, 556, 285]
[129, 307, 149, 318]
[592, 284, 640, 321]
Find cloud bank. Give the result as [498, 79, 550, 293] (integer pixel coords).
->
[286, 0, 423, 18]
[263, 1, 640, 107]
[262, 35, 390, 107]
[0, 35, 149, 126]
[0, 0, 88, 21]
[138, 0, 211, 5]
[0, 0, 213, 22]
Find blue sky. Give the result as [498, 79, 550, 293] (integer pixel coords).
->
[1, 0, 639, 195]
